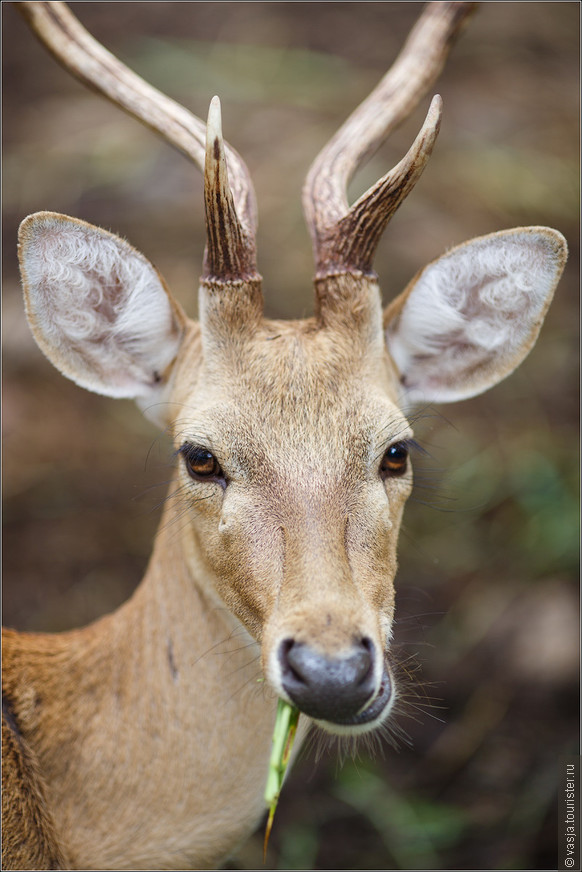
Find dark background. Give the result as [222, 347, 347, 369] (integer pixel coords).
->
[2, 3, 579, 869]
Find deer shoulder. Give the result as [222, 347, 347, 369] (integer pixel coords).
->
[2, 630, 69, 870]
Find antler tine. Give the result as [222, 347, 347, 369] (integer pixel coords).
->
[304, 1, 477, 279]
[204, 97, 259, 282]
[16, 0, 258, 278]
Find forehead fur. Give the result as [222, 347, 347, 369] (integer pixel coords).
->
[169, 316, 407, 477]
[176, 314, 399, 405]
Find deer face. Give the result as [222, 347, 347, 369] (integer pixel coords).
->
[168, 279, 411, 733]
[17, 70, 566, 740]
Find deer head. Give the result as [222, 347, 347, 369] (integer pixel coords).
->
[16, 1, 567, 736]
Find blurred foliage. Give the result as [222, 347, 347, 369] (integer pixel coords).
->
[447, 147, 579, 225]
[331, 762, 468, 869]
[123, 36, 373, 109]
[415, 436, 580, 580]
[2, 2, 579, 870]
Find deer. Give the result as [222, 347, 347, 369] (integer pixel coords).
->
[1, 1, 568, 869]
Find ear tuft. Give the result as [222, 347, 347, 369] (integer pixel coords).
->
[385, 227, 567, 403]
[18, 212, 185, 413]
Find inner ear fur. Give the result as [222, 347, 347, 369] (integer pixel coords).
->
[18, 212, 187, 418]
[383, 226, 567, 404]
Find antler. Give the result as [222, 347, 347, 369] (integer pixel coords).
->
[15, 1, 259, 283]
[304, 1, 477, 279]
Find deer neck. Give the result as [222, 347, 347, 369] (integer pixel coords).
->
[24, 491, 279, 869]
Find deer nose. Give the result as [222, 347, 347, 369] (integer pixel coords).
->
[278, 638, 376, 722]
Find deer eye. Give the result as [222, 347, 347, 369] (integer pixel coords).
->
[180, 444, 223, 481]
[380, 442, 409, 477]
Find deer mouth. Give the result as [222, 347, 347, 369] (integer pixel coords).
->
[328, 666, 392, 728]
[313, 663, 394, 734]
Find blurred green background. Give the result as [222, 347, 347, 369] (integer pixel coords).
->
[2, 3, 579, 869]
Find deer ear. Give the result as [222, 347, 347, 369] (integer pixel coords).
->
[18, 212, 186, 423]
[384, 227, 567, 404]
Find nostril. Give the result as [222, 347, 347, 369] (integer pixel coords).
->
[279, 638, 294, 662]
[279, 638, 306, 684]
[357, 636, 375, 686]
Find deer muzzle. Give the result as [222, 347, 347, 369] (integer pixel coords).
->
[277, 637, 393, 729]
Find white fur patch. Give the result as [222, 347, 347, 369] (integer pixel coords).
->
[386, 227, 567, 403]
[19, 213, 183, 402]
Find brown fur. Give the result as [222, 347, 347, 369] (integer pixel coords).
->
[2, 277, 411, 869]
[2, 686, 68, 870]
[3, 4, 567, 869]
[3, 218, 566, 869]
